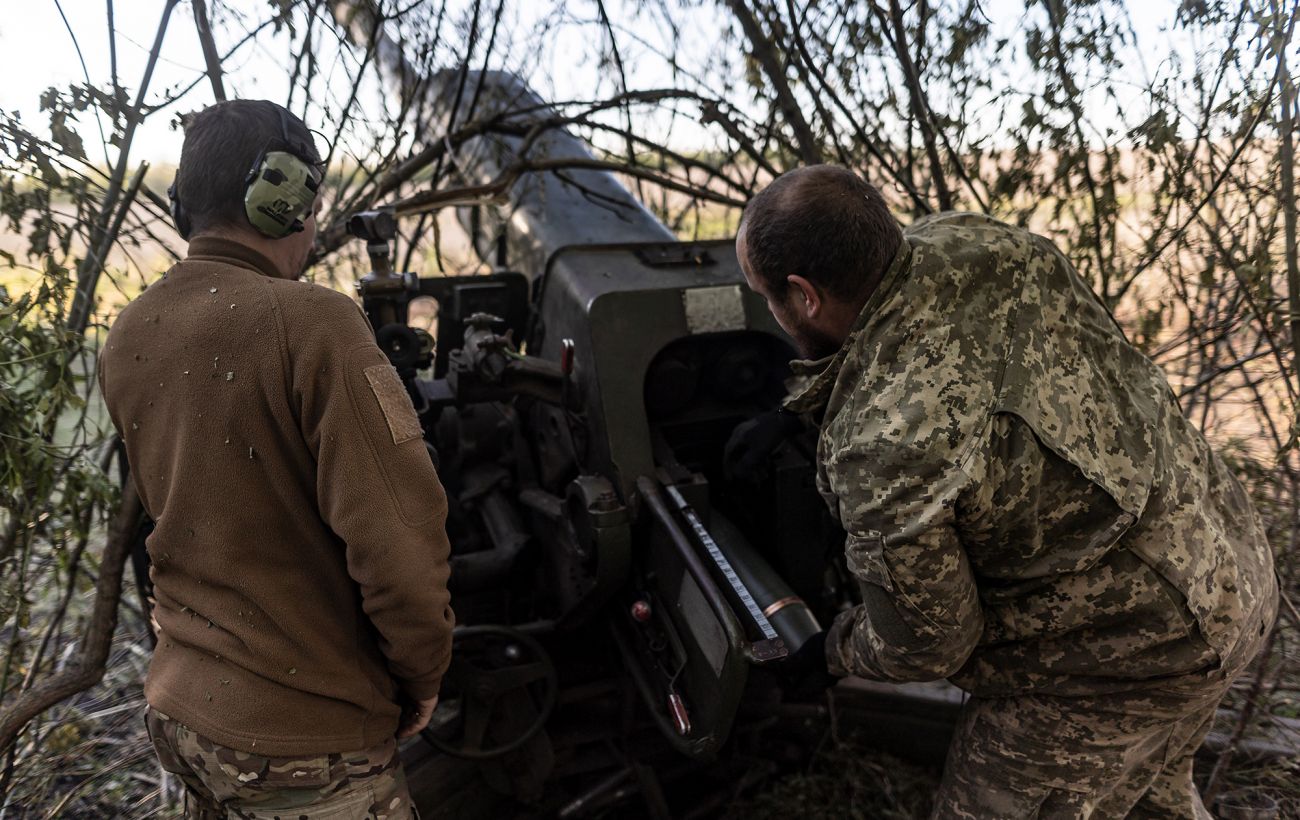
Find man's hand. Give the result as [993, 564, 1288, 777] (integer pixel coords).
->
[780, 631, 838, 699]
[723, 408, 803, 482]
[396, 694, 440, 739]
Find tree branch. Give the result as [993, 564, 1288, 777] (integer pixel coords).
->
[68, 0, 179, 335]
[191, 0, 227, 102]
[389, 156, 746, 218]
[1278, 16, 1300, 412]
[872, 0, 951, 210]
[724, 0, 821, 164]
[0, 479, 142, 754]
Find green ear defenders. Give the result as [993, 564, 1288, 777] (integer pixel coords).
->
[168, 105, 322, 241]
[242, 106, 322, 238]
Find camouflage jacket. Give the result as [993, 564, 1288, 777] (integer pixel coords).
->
[787, 212, 1277, 696]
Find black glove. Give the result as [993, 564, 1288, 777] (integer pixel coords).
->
[723, 408, 803, 482]
[780, 630, 838, 698]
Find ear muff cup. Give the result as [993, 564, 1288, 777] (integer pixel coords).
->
[169, 104, 321, 242]
[243, 150, 320, 239]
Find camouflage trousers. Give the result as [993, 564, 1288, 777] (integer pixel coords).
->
[144, 708, 416, 819]
[932, 604, 1274, 819]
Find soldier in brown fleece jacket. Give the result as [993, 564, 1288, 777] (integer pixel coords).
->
[98, 100, 453, 818]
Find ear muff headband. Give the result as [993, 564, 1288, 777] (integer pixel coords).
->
[168, 106, 321, 242]
[168, 175, 192, 240]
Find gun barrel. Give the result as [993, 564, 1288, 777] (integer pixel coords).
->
[330, 1, 675, 276]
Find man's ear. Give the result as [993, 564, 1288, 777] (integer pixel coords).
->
[786, 274, 823, 319]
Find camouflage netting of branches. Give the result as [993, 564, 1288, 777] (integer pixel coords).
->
[2, 0, 1299, 814]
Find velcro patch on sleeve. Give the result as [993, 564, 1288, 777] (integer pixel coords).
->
[363, 364, 422, 445]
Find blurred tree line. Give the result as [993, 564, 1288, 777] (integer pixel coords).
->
[1, 0, 1298, 813]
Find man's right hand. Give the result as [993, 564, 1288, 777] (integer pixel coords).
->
[396, 694, 440, 739]
[723, 408, 803, 482]
[780, 631, 838, 698]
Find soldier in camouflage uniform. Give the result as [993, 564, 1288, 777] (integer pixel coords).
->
[734, 165, 1277, 818]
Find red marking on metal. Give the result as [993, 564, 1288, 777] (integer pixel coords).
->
[668, 692, 691, 736]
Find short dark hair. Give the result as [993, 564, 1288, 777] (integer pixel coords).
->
[176, 99, 320, 234]
[739, 165, 902, 302]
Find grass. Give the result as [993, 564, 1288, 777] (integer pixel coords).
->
[1, 620, 165, 818]
[1214, 756, 1300, 819]
[725, 730, 941, 820]
[9, 648, 1299, 818]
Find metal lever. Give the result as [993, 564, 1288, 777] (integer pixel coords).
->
[635, 476, 786, 665]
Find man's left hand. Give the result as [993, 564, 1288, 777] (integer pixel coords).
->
[397, 694, 440, 739]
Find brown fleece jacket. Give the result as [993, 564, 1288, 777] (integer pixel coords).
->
[99, 236, 454, 756]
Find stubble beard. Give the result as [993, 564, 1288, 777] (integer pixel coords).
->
[791, 320, 841, 360]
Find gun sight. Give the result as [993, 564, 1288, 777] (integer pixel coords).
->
[347, 210, 397, 243]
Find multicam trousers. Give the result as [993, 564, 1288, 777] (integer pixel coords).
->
[144, 709, 416, 819]
[932, 596, 1276, 820]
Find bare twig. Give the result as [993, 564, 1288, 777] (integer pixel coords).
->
[1278, 25, 1300, 403]
[389, 155, 746, 217]
[1203, 626, 1278, 804]
[191, 0, 227, 102]
[68, 0, 179, 334]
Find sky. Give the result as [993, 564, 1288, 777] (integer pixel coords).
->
[0, 0, 728, 165]
[0, 0, 1208, 169]
[0, 1, 254, 164]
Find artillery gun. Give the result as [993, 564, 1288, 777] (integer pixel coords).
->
[343, 109, 858, 813]
[107, 8, 944, 813]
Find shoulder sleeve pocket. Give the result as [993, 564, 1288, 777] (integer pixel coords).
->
[363, 364, 422, 445]
[845, 529, 961, 653]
